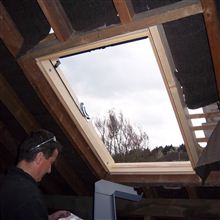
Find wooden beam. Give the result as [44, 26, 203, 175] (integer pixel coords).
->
[44, 195, 220, 218]
[201, 0, 220, 99]
[37, 0, 74, 41]
[0, 1, 23, 56]
[28, 0, 202, 59]
[17, 56, 107, 179]
[116, 198, 220, 218]
[189, 111, 220, 119]
[196, 137, 208, 143]
[113, 0, 134, 23]
[192, 124, 216, 131]
[0, 73, 40, 134]
[106, 174, 201, 186]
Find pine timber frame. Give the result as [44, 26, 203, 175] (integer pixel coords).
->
[13, 0, 220, 185]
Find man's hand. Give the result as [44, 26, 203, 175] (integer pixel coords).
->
[48, 210, 71, 220]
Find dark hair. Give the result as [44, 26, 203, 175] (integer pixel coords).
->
[17, 129, 62, 163]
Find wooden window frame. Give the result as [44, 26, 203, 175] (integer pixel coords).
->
[36, 28, 199, 175]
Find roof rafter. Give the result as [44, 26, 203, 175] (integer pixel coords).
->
[201, 0, 220, 99]
[28, 0, 202, 59]
[37, 0, 74, 41]
[0, 2, 23, 56]
[113, 0, 134, 23]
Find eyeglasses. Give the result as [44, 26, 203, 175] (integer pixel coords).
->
[29, 136, 56, 152]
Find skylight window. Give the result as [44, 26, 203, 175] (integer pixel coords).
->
[37, 26, 196, 173]
[59, 38, 184, 158]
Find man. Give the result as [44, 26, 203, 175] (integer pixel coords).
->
[0, 129, 70, 220]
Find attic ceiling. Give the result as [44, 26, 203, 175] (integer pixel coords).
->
[1, 0, 220, 219]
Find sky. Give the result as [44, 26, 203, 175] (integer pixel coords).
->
[60, 38, 184, 149]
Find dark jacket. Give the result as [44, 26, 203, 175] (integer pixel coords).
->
[0, 167, 48, 220]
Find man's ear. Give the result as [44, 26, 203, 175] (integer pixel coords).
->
[35, 152, 44, 165]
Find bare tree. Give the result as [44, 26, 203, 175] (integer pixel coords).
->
[94, 109, 149, 157]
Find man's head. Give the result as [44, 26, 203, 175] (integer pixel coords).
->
[17, 129, 62, 182]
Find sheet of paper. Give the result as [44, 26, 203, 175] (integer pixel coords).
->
[59, 213, 83, 220]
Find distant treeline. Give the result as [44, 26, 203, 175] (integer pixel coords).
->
[113, 144, 189, 162]
[94, 109, 189, 163]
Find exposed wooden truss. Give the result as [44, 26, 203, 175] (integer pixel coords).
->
[28, 0, 202, 59]
[1, 0, 220, 191]
[21, 0, 219, 183]
[113, 0, 134, 23]
[37, 0, 74, 41]
[201, 0, 220, 99]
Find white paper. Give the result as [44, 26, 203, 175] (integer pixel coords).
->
[59, 213, 83, 220]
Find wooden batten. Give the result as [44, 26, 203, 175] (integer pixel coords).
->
[37, 0, 74, 41]
[192, 124, 216, 131]
[196, 137, 208, 143]
[113, 0, 134, 23]
[28, 0, 202, 60]
[133, 0, 202, 24]
[189, 111, 220, 119]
